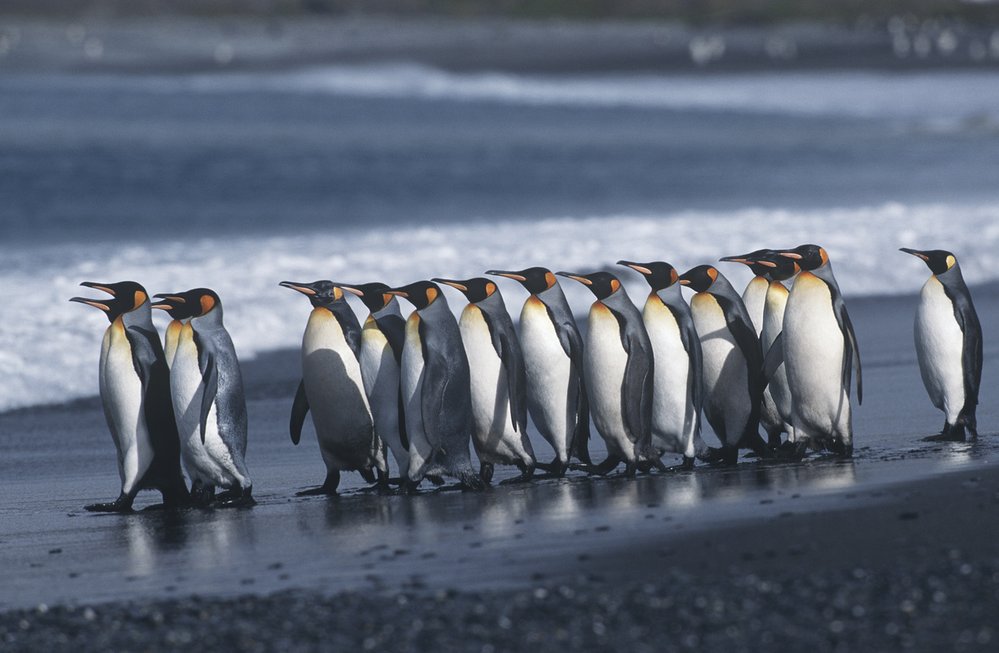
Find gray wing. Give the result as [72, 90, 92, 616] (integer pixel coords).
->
[762, 331, 785, 388]
[290, 379, 309, 445]
[942, 274, 982, 417]
[193, 330, 218, 444]
[610, 307, 654, 445]
[831, 291, 863, 405]
[668, 302, 704, 416]
[547, 302, 591, 461]
[482, 309, 528, 433]
[374, 313, 406, 363]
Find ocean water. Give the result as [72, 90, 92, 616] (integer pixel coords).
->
[2, 65, 999, 412]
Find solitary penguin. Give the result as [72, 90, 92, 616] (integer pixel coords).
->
[556, 271, 659, 475]
[151, 293, 200, 369]
[334, 282, 411, 478]
[720, 250, 785, 446]
[767, 245, 861, 457]
[71, 281, 189, 512]
[280, 281, 385, 495]
[388, 280, 483, 491]
[486, 267, 591, 476]
[617, 260, 706, 470]
[678, 266, 768, 464]
[900, 248, 982, 441]
[434, 277, 536, 483]
[154, 288, 253, 506]
[753, 251, 800, 445]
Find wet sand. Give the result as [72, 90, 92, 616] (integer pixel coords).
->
[1, 286, 999, 649]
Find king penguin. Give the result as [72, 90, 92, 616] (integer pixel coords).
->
[151, 293, 200, 369]
[280, 281, 386, 494]
[388, 280, 483, 491]
[71, 281, 189, 512]
[900, 248, 982, 441]
[766, 245, 862, 457]
[154, 288, 253, 506]
[753, 250, 800, 446]
[617, 260, 706, 470]
[485, 267, 591, 476]
[334, 281, 411, 479]
[434, 277, 536, 483]
[678, 265, 769, 464]
[556, 271, 660, 475]
[720, 250, 786, 447]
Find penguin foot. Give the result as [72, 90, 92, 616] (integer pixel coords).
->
[217, 488, 256, 508]
[296, 486, 338, 497]
[570, 455, 621, 476]
[499, 464, 535, 485]
[774, 442, 808, 461]
[922, 432, 966, 443]
[191, 483, 216, 508]
[535, 459, 569, 477]
[458, 472, 486, 492]
[479, 463, 495, 485]
[666, 457, 696, 472]
[85, 494, 134, 513]
[826, 440, 854, 458]
[400, 479, 421, 495]
[426, 474, 446, 487]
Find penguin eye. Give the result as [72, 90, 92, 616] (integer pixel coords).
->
[200, 294, 216, 314]
[609, 278, 620, 293]
[544, 271, 556, 289]
[946, 255, 956, 270]
[425, 287, 438, 304]
[133, 290, 147, 310]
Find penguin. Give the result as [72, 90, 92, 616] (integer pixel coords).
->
[280, 281, 386, 495]
[617, 260, 706, 470]
[900, 248, 982, 441]
[677, 265, 769, 464]
[153, 288, 253, 506]
[752, 251, 800, 446]
[556, 271, 660, 475]
[388, 280, 483, 491]
[434, 277, 536, 483]
[485, 267, 591, 476]
[71, 281, 189, 512]
[333, 281, 411, 478]
[150, 293, 200, 369]
[765, 245, 862, 457]
[719, 250, 786, 447]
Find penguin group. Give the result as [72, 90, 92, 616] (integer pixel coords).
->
[71, 243, 984, 508]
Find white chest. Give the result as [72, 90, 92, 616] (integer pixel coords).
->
[689, 292, 738, 392]
[915, 276, 965, 412]
[585, 303, 628, 439]
[101, 320, 144, 444]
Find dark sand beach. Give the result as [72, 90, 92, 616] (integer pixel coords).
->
[2, 287, 999, 650]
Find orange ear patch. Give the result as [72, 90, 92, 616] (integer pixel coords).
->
[333, 286, 344, 301]
[670, 269, 679, 285]
[610, 278, 620, 293]
[819, 248, 830, 266]
[200, 294, 216, 314]
[133, 290, 147, 309]
[707, 267, 718, 282]
[544, 271, 556, 288]
[426, 287, 438, 304]
[382, 292, 394, 307]
[485, 282, 496, 296]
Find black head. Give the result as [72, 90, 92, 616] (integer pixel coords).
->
[150, 293, 201, 320]
[70, 280, 150, 323]
[719, 249, 774, 276]
[433, 277, 499, 304]
[279, 280, 343, 308]
[754, 251, 800, 282]
[335, 282, 394, 313]
[555, 271, 622, 300]
[485, 267, 558, 295]
[387, 280, 442, 310]
[617, 260, 679, 291]
[153, 288, 221, 317]
[677, 265, 720, 293]
[778, 244, 829, 271]
[900, 248, 957, 276]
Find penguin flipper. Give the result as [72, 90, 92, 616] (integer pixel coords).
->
[762, 331, 785, 388]
[492, 325, 528, 434]
[834, 298, 863, 405]
[671, 303, 705, 416]
[948, 281, 983, 428]
[721, 298, 765, 402]
[620, 324, 654, 446]
[124, 325, 182, 481]
[198, 348, 218, 445]
[552, 312, 591, 460]
[375, 313, 407, 364]
[290, 379, 310, 445]
[419, 353, 449, 450]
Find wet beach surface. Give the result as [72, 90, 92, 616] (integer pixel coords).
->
[2, 289, 999, 651]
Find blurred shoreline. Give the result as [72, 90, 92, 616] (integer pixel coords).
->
[2, 16, 999, 74]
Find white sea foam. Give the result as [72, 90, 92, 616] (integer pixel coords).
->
[3, 202, 999, 413]
[174, 65, 999, 123]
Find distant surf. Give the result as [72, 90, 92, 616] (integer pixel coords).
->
[3, 201, 999, 413]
